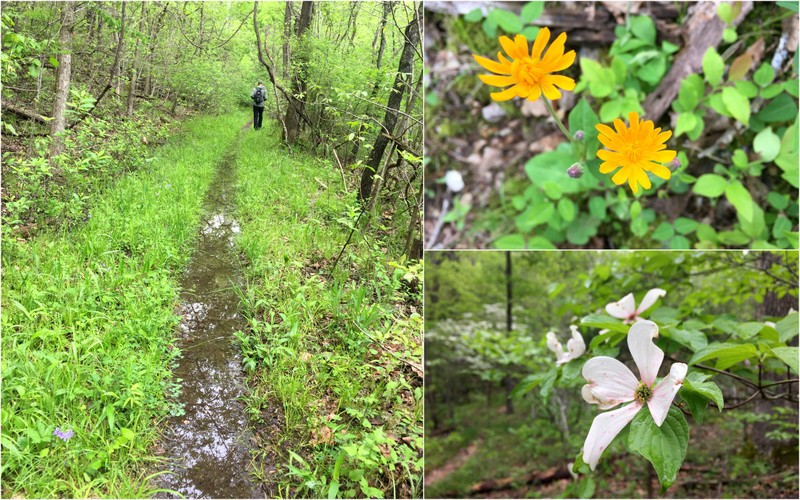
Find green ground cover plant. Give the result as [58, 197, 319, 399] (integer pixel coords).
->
[1, 114, 241, 497]
[233, 123, 423, 499]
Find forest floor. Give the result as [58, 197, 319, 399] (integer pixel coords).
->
[424, 395, 799, 499]
[1, 112, 422, 498]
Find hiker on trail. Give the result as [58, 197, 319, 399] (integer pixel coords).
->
[251, 80, 267, 130]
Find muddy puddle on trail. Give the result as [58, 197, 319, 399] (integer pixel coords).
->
[157, 144, 262, 499]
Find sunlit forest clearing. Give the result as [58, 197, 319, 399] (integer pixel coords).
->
[424, 251, 798, 499]
[1, 1, 422, 498]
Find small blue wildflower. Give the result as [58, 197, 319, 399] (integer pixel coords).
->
[53, 427, 74, 442]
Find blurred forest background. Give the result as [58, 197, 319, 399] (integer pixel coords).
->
[424, 251, 798, 498]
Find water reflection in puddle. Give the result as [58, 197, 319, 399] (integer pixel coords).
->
[157, 158, 260, 498]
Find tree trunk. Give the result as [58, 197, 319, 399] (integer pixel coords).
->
[504, 251, 514, 415]
[51, 1, 75, 156]
[358, 3, 420, 203]
[282, 1, 293, 78]
[112, 1, 127, 96]
[283, 0, 314, 144]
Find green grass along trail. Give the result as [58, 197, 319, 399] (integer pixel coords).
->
[1, 113, 423, 498]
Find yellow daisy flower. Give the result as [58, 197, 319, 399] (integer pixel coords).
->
[473, 28, 576, 102]
[596, 112, 677, 194]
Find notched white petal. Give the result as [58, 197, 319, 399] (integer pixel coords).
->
[636, 288, 667, 315]
[648, 362, 688, 426]
[627, 320, 664, 386]
[605, 293, 636, 319]
[582, 402, 643, 470]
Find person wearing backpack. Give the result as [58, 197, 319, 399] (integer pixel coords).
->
[250, 80, 267, 130]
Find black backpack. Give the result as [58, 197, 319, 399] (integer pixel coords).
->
[253, 86, 265, 105]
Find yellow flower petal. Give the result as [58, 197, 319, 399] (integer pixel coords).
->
[491, 86, 520, 101]
[612, 166, 630, 186]
[649, 150, 677, 163]
[629, 176, 640, 194]
[541, 83, 562, 100]
[473, 54, 511, 75]
[635, 167, 652, 191]
[531, 27, 551, 59]
[550, 51, 577, 72]
[599, 161, 620, 174]
[643, 162, 672, 180]
[479, 74, 517, 87]
[546, 74, 576, 91]
[514, 34, 529, 58]
[499, 36, 520, 60]
[527, 85, 543, 102]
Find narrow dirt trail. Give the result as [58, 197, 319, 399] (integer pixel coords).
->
[156, 132, 261, 498]
[424, 440, 482, 488]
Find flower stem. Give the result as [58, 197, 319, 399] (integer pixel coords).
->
[543, 97, 572, 143]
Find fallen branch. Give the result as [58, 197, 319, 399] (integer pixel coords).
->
[2, 102, 50, 124]
[643, 1, 754, 122]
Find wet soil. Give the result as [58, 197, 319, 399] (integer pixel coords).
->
[157, 137, 262, 498]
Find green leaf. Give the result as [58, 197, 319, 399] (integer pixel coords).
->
[525, 143, 600, 193]
[773, 216, 792, 240]
[663, 327, 707, 351]
[777, 1, 800, 12]
[674, 112, 698, 138]
[717, 2, 734, 23]
[600, 99, 623, 122]
[652, 222, 675, 241]
[688, 342, 758, 369]
[767, 192, 790, 210]
[569, 98, 601, 159]
[493, 234, 526, 249]
[721, 87, 751, 125]
[630, 15, 656, 45]
[693, 174, 728, 198]
[489, 9, 523, 33]
[558, 198, 577, 222]
[511, 372, 551, 397]
[464, 8, 484, 22]
[758, 93, 798, 123]
[680, 390, 709, 424]
[580, 59, 615, 98]
[683, 376, 724, 411]
[673, 217, 699, 235]
[753, 127, 781, 162]
[753, 63, 776, 87]
[588, 196, 607, 219]
[677, 74, 704, 111]
[520, 2, 544, 23]
[627, 407, 689, 493]
[566, 214, 600, 245]
[528, 236, 556, 249]
[776, 312, 799, 343]
[669, 235, 691, 249]
[516, 202, 555, 231]
[722, 27, 738, 43]
[702, 47, 724, 86]
[724, 180, 754, 222]
[768, 347, 799, 374]
[580, 313, 628, 333]
[775, 122, 799, 187]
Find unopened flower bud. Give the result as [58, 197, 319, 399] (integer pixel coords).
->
[444, 170, 465, 193]
[574, 130, 585, 140]
[670, 157, 681, 171]
[567, 163, 584, 179]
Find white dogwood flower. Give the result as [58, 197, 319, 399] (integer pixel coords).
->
[546, 325, 586, 366]
[580, 320, 687, 470]
[606, 288, 667, 324]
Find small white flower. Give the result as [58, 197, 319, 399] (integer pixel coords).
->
[605, 288, 666, 324]
[546, 325, 586, 366]
[444, 170, 465, 192]
[580, 320, 687, 471]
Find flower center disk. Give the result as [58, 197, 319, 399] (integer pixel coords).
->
[515, 58, 544, 86]
[634, 382, 653, 403]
